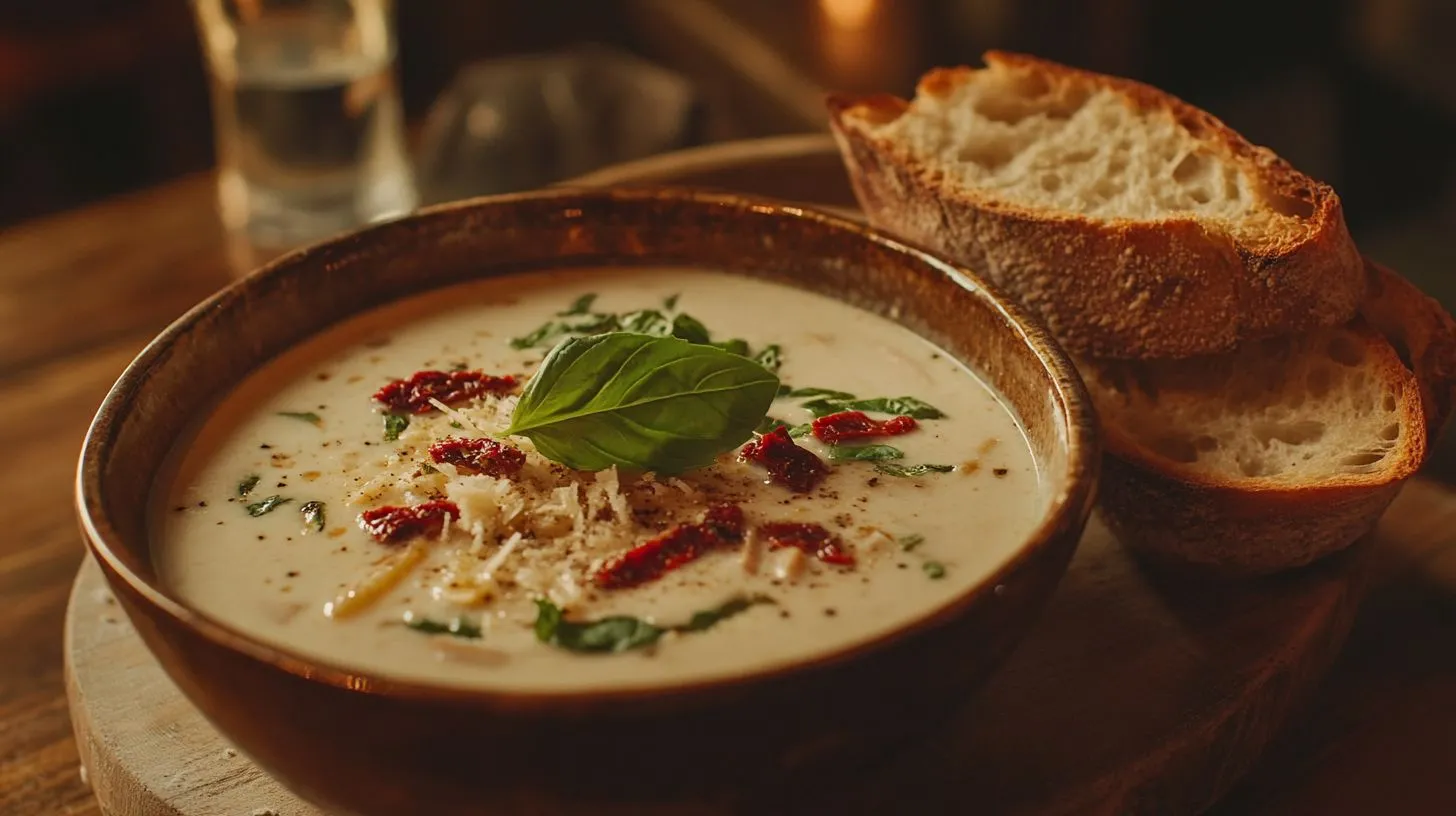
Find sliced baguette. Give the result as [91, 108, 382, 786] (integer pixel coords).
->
[828, 51, 1365, 360]
[1084, 321, 1426, 573]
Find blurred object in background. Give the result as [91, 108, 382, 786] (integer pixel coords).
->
[191, 0, 416, 257]
[415, 45, 701, 204]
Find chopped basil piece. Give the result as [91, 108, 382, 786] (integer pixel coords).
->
[663, 293, 680, 311]
[300, 500, 325, 533]
[237, 474, 261, 498]
[787, 387, 856, 399]
[923, 561, 947, 579]
[898, 533, 926, 551]
[670, 313, 711, 344]
[788, 423, 813, 438]
[383, 413, 409, 442]
[828, 444, 904, 461]
[404, 614, 482, 640]
[449, 421, 464, 430]
[752, 344, 783, 372]
[844, 396, 945, 419]
[756, 416, 790, 435]
[801, 397, 848, 418]
[510, 312, 620, 350]
[277, 411, 322, 427]
[558, 293, 598, 316]
[775, 383, 793, 397]
[533, 595, 773, 654]
[245, 495, 291, 517]
[712, 338, 751, 357]
[619, 309, 671, 336]
[874, 462, 955, 477]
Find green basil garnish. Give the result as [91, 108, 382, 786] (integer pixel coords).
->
[245, 495, 291, 516]
[671, 313, 711, 344]
[923, 561, 947, 579]
[787, 387, 856, 399]
[619, 309, 671, 335]
[874, 462, 955, 478]
[237, 474, 260, 498]
[558, 293, 598, 316]
[828, 444, 904, 461]
[662, 293, 680, 311]
[533, 595, 772, 654]
[752, 344, 783, 372]
[383, 413, 409, 442]
[503, 333, 779, 473]
[301, 500, 325, 533]
[712, 338, 750, 357]
[404, 614, 482, 639]
[277, 411, 322, 427]
[800, 395, 945, 419]
[511, 312, 619, 350]
[788, 423, 813, 438]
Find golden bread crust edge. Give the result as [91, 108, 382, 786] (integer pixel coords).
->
[827, 52, 1365, 360]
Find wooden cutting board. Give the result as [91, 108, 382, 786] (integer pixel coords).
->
[64, 135, 1396, 815]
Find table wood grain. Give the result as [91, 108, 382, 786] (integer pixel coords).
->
[2, 157, 1455, 815]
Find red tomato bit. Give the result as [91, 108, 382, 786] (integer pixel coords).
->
[428, 437, 526, 479]
[811, 410, 918, 444]
[595, 504, 745, 590]
[758, 522, 856, 566]
[373, 370, 517, 414]
[359, 500, 460, 544]
[740, 427, 829, 492]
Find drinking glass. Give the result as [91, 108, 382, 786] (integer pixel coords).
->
[191, 0, 417, 255]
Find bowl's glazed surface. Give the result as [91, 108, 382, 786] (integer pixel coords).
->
[76, 188, 1097, 815]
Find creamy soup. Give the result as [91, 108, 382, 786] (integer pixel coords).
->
[153, 268, 1046, 692]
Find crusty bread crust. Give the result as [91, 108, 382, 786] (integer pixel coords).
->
[828, 51, 1366, 360]
[1089, 321, 1427, 574]
[1359, 257, 1456, 438]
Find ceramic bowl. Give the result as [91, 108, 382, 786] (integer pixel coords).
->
[76, 187, 1098, 815]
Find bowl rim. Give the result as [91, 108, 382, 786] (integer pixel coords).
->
[75, 185, 1099, 706]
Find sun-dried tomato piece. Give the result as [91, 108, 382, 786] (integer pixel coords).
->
[428, 437, 526, 479]
[595, 504, 745, 590]
[359, 500, 460, 544]
[740, 426, 829, 492]
[811, 410, 918, 444]
[758, 522, 855, 566]
[373, 370, 517, 414]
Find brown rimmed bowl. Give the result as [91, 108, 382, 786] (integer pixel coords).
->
[76, 188, 1098, 815]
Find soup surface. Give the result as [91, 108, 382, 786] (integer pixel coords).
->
[154, 268, 1046, 692]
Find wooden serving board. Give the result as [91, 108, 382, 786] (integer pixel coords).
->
[63, 135, 1390, 815]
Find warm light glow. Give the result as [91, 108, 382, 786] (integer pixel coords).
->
[820, 0, 875, 31]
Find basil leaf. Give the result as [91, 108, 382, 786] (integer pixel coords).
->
[845, 396, 945, 419]
[511, 313, 619, 350]
[923, 561, 947, 579]
[383, 413, 409, 442]
[801, 398, 847, 418]
[788, 423, 813, 438]
[671, 313, 711, 344]
[775, 383, 793, 397]
[619, 309, 671, 336]
[873, 462, 955, 477]
[510, 321, 561, 350]
[675, 594, 774, 632]
[404, 614, 482, 639]
[788, 387, 856, 399]
[899, 533, 926, 551]
[828, 444, 904, 461]
[504, 333, 779, 473]
[558, 293, 598, 316]
[277, 411, 322, 427]
[301, 500, 326, 533]
[533, 599, 663, 653]
[533, 595, 772, 654]
[712, 338, 750, 357]
[756, 416, 789, 434]
[663, 293, 680, 311]
[245, 495, 291, 516]
[753, 344, 783, 372]
[237, 474, 260, 498]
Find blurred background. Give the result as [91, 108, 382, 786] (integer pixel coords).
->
[0, 0, 1452, 302]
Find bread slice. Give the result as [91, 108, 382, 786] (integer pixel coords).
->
[1084, 320, 1426, 573]
[1359, 257, 1456, 437]
[828, 51, 1365, 360]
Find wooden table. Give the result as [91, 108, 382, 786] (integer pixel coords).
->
[3, 149, 1456, 815]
